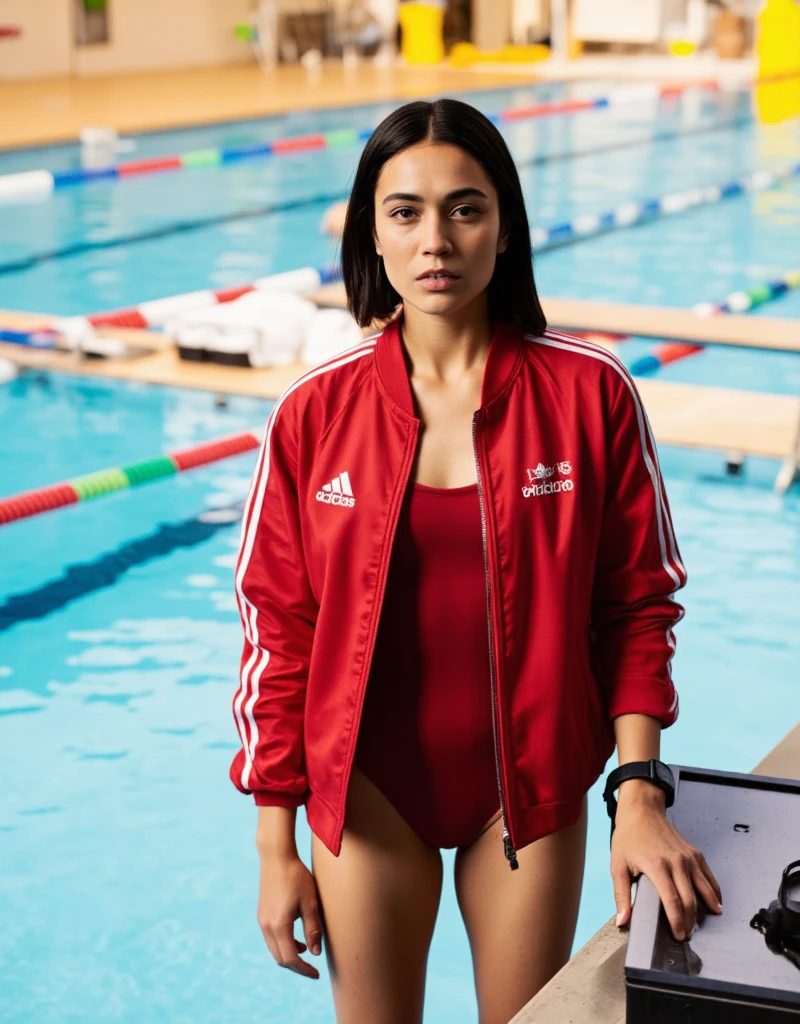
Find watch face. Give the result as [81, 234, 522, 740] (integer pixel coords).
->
[654, 760, 674, 789]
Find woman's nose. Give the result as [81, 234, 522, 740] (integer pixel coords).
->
[422, 214, 452, 256]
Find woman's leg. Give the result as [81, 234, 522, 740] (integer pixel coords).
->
[311, 764, 444, 1024]
[453, 797, 588, 1024]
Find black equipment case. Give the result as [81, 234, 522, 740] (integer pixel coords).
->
[624, 764, 800, 1023]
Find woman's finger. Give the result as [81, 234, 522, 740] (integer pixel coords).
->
[695, 850, 723, 907]
[301, 893, 324, 957]
[690, 855, 724, 914]
[669, 855, 698, 938]
[648, 859, 687, 941]
[274, 918, 321, 979]
[611, 862, 633, 927]
[259, 919, 283, 966]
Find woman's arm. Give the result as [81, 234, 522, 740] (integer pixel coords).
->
[590, 374, 686, 728]
[232, 399, 324, 980]
[256, 805, 300, 858]
[592, 375, 722, 940]
[612, 712, 665, 812]
[255, 806, 324, 980]
[230, 396, 318, 809]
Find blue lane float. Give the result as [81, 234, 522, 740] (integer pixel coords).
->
[0, 328, 58, 349]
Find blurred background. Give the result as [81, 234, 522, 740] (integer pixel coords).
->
[1, 1, 799, 1022]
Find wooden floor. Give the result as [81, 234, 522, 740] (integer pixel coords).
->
[2, 306, 798, 467]
[0, 62, 534, 151]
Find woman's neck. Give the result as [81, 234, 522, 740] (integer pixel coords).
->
[400, 297, 492, 384]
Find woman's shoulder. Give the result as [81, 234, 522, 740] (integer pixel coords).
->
[522, 327, 633, 398]
[267, 332, 380, 437]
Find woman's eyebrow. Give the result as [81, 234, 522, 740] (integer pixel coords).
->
[381, 187, 489, 205]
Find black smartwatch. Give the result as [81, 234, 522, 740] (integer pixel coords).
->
[603, 759, 675, 843]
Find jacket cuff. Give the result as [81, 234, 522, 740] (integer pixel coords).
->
[607, 680, 679, 728]
[253, 791, 307, 808]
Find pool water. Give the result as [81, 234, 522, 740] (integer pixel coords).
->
[1, 80, 799, 1023]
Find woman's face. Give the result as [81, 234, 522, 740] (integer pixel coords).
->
[372, 141, 508, 319]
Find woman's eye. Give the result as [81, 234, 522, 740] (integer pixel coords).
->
[453, 205, 478, 218]
[391, 207, 416, 221]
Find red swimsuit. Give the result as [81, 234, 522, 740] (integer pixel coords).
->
[354, 480, 502, 849]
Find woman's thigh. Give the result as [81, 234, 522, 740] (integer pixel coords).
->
[453, 797, 588, 1024]
[311, 764, 444, 1024]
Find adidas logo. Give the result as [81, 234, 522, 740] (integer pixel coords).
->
[522, 479, 574, 498]
[316, 471, 356, 508]
[522, 459, 574, 498]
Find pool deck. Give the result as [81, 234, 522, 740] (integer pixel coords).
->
[3, 301, 799, 485]
[0, 63, 537, 151]
[510, 719, 800, 1024]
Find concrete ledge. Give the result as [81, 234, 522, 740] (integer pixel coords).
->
[510, 721, 800, 1024]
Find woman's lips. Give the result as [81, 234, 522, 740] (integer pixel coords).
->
[417, 272, 460, 292]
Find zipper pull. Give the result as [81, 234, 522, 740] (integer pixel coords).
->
[504, 834, 519, 870]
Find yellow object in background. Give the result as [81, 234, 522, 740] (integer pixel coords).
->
[755, 0, 800, 123]
[668, 40, 697, 57]
[399, 2, 444, 65]
[448, 41, 479, 68]
[448, 41, 549, 68]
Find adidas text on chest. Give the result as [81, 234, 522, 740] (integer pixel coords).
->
[316, 471, 356, 507]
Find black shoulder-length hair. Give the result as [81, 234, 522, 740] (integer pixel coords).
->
[340, 97, 546, 334]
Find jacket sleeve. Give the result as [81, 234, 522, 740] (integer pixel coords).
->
[229, 397, 317, 807]
[590, 373, 687, 728]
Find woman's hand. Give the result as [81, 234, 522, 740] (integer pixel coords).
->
[257, 850, 324, 979]
[610, 785, 724, 941]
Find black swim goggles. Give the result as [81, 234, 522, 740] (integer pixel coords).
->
[750, 858, 800, 971]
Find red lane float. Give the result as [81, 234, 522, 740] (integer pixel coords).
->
[271, 133, 327, 154]
[88, 308, 149, 329]
[117, 155, 184, 177]
[170, 434, 261, 472]
[500, 98, 597, 121]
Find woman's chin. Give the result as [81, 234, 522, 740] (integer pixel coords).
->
[405, 290, 479, 318]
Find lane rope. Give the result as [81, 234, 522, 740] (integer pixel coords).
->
[0, 432, 260, 527]
[530, 161, 800, 250]
[84, 263, 340, 330]
[628, 268, 800, 374]
[0, 144, 793, 281]
[0, 79, 731, 202]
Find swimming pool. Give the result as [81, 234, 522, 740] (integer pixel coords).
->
[1, 80, 799, 1023]
[1, 78, 798, 390]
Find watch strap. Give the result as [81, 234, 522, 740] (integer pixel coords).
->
[603, 759, 675, 818]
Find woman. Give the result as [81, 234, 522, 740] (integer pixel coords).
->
[230, 98, 723, 1024]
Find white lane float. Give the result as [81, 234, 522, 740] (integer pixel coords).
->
[0, 358, 18, 383]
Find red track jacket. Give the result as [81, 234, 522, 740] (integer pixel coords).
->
[230, 315, 686, 866]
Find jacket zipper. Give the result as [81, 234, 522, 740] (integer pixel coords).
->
[473, 411, 519, 871]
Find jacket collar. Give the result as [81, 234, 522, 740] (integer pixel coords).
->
[375, 311, 525, 419]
